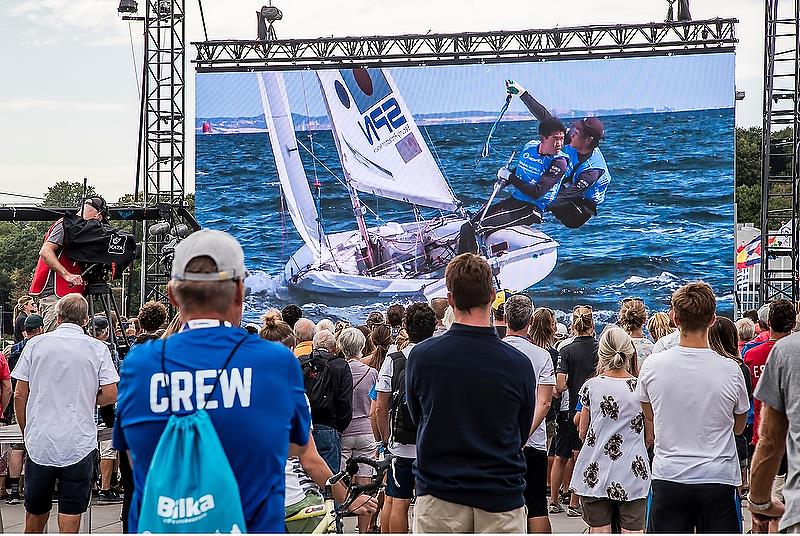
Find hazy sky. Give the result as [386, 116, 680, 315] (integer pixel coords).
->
[197, 54, 734, 118]
[0, 0, 761, 203]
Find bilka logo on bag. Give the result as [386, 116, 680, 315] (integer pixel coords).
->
[157, 494, 215, 523]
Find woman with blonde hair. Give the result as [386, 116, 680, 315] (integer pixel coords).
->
[618, 299, 653, 367]
[646, 312, 674, 344]
[570, 326, 652, 533]
[442, 306, 455, 330]
[338, 327, 378, 534]
[13, 296, 37, 342]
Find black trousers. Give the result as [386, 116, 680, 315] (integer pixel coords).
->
[119, 452, 134, 533]
[458, 197, 542, 254]
[647, 479, 742, 533]
[479, 197, 543, 234]
[549, 198, 596, 228]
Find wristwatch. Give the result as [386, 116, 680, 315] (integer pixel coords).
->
[749, 498, 774, 512]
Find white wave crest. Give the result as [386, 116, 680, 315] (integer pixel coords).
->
[623, 271, 682, 287]
[245, 270, 283, 295]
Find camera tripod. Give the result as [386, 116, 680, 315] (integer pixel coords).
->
[82, 264, 130, 359]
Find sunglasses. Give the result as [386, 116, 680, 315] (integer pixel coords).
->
[573, 305, 593, 312]
[622, 297, 644, 304]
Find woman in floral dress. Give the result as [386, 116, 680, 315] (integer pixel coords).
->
[570, 327, 653, 533]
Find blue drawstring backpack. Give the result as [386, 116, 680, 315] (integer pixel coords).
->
[138, 336, 249, 533]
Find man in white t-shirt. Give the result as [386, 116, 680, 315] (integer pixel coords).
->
[375, 303, 437, 534]
[12, 293, 119, 533]
[635, 282, 749, 533]
[502, 295, 555, 533]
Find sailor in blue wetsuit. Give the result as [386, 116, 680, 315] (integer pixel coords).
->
[457, 117, 568, 254]
[506, 79, 612, 228]
[482, 116, 569, 231]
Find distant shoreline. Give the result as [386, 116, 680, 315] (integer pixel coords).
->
[195, 106, 734, 135]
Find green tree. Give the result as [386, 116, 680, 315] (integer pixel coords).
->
[43, 181, 98, 207]
[735, 127, 762, 189]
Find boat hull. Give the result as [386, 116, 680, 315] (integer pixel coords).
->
[283, 219, 558, 298]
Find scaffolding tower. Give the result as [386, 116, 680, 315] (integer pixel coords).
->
[140, 0, 186, 304]
[760, 0, 800, 305]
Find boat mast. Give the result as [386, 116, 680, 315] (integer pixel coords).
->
[346, 182, 374, 270]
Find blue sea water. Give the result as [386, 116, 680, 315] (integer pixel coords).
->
[195, 109, 735, 324]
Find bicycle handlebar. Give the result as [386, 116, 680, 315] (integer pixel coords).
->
[324, 454, 395, 512]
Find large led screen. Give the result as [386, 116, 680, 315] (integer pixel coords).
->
[196, 53, 735, 322]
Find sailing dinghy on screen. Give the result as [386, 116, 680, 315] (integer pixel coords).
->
[256, 68, 558, 298]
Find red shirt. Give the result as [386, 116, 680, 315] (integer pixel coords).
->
[744, 339, 775, 445]
[752, 331, 771, 344]
[0, 353, 10, 382]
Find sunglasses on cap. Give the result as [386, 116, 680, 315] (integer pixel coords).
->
[622, 297, 644, 304]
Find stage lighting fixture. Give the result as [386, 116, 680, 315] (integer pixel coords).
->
[261, 5, 283, 24]
[118, 0, 138, 14]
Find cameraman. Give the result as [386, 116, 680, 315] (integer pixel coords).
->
[29, 196, 108, 332]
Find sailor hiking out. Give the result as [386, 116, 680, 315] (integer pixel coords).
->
[458, 116, 569, 254]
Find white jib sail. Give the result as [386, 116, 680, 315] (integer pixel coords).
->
[316, 68, 458, 211]
[256, 72, 326, 259]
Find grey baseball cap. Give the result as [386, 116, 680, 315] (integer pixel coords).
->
[171, 229, 249, 282]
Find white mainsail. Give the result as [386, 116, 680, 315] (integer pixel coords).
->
[316, 68, 458, 211]
[256, 72, 326, 258]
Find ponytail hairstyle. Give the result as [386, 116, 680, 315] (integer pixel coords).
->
[13, 296, 34, 325]
[260, 309, 295, 349]
[572, 305, 595, 336]
[529, 308, 557, 349]
[597, 326, 636, 375]
[364, 323, 391, 370]
[619, 299, 647, 333]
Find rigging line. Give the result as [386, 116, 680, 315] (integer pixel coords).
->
[421, 125, 457, 201]
[466, 94, 514, 182]
[197, 0, 209, 41]
[295, 138, 386, 224]
[300, 72, 320, 188]
[127, 21, 140, 100]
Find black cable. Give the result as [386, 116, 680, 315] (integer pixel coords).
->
[0, 191, 45, 200]
[197, 0, 209, 41]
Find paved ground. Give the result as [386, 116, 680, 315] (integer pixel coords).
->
[0, 498, 752, 533]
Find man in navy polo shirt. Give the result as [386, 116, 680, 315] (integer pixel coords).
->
[113, 230, 310, 533]
[406, 253, 536, 533]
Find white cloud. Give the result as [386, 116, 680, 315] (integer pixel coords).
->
[5, 0, 131, 46]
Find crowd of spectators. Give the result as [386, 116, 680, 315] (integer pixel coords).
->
[3, 229, 800, 534]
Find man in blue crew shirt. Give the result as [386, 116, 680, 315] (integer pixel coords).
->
[406, 253, 536, 532]
[113, 230, 311, 533]
[506, 79, 612, 229]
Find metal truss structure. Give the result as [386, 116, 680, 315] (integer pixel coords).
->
[192, 18, 736, 72]
[140, 0, 186, 305]
[760, 0, 800, 305]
